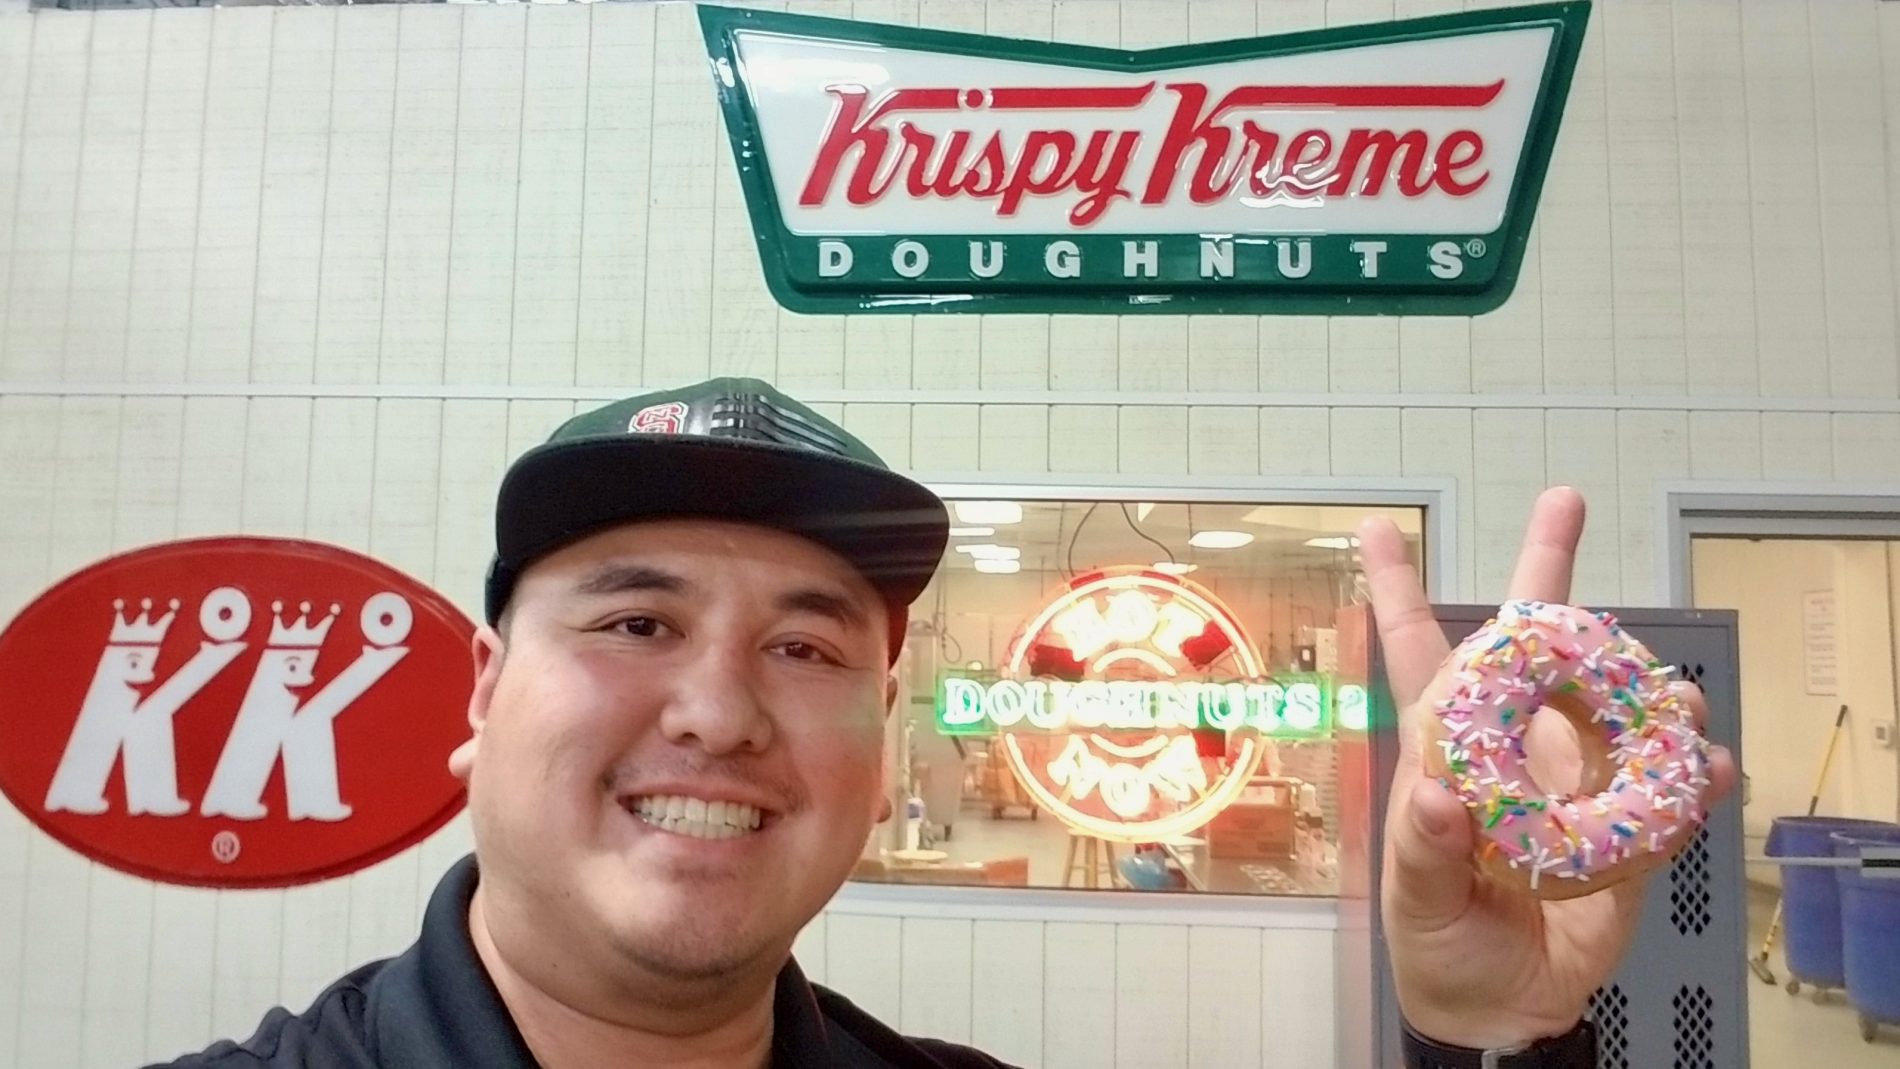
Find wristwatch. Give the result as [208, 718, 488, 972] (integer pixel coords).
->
[1401, 1018, 1599, 1068]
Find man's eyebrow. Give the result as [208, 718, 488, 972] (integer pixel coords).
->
[776, 587, 874, 632]
[573, 563, 692, 598]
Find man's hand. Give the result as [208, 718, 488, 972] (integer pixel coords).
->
[1356, 486, 1739, 1050]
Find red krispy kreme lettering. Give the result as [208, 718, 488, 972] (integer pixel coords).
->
[799, 80, 1501, 225]
[802, 84, 1149, 226]
[1433, 130, 1488, 195]
[1142, 82, 1499, 204]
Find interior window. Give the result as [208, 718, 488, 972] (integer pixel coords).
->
[854, 496, 1426, 897]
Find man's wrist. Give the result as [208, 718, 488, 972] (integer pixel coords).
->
[1400, 1017, 1598, 1068]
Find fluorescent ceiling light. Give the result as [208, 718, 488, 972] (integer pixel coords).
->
[1239, 505, 1422, 535]
[954, 544, 1021, 560]
[953, 501, 1022, 525]
[1303, 536, 1360, 550]
[1153, 561, 1197, 575]
[973, 558, 1021, 574]
[947, 526, 995, 538]
[1188, 530, 1254, 550]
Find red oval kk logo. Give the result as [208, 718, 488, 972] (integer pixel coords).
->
[0, 537, 476, 888]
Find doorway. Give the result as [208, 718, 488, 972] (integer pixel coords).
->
[1689, 536, 1900, 843]
[1672, 499, 1900, 1063]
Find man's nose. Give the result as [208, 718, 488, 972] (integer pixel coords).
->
[657, 642, 773, 755]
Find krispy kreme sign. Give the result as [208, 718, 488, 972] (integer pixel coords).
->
[699, 2, 1588, 315]
[936, 566, 1322, 843]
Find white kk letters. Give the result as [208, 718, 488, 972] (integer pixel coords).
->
[43, 589, 414, 822]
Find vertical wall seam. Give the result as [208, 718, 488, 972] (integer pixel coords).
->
[0, 13, 40, 362]
[505, 8, 528, 385]
[637, 5, 658, 385]
[308, 8, 339, 386]
[118, 10, 157, 382]
[436, 7, 465, 387]
[53, 15, 99, 382]
[238, 10, 277, 385]
[178, 7, 215, 384]
[571, 5, 593, 389]
[1805, 0, 1837, 400]
[373, 7, 405, 384]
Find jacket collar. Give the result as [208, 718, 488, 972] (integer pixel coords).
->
[370, 853, 851, 1068]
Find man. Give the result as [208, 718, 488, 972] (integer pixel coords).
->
[153, 377, 1734, 1068]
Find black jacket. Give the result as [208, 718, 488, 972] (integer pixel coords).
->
[144, 854, 1014, 1069]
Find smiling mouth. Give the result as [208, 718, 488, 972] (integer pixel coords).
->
[624, 794, 768, 841]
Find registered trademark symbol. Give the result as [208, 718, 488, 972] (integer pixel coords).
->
[1465, 238, 1487, 258]
[211, 830, 241, 864]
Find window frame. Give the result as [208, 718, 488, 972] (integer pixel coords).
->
[1658, 480, 1900, 608]
[833, 474, 1458, 927]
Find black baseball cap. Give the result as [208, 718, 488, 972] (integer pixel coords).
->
[484, 378, 949, 658]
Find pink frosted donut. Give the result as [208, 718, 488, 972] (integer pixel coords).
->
[1422, 599, 1713, 900]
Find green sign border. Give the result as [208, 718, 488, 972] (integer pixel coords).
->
[698, 1, 1590, 316]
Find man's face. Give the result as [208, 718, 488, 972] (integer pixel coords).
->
[454, 519, 894, 984]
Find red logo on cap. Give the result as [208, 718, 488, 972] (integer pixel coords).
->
[629, 402, 687, 435]
[0, 537, 476, 888]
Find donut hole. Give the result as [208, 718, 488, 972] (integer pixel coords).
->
[1521, 703, 1614, 799]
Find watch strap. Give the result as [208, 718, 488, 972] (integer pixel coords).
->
[1401, 1017, 1599, 1069]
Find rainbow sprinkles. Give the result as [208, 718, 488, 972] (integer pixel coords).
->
[1430, 599, 1713, 900]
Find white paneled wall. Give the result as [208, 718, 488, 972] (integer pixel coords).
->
[2, 1, 1899, 1066]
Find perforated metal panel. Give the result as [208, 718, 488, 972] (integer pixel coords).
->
[1671, 828, 1714, 938]
[1589, 984, 1631, 1069]
[1342, 606, 1749, 1069]
[1673, 984, 1716, 1069]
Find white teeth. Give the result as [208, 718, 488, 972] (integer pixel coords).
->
[628, 794, 765, 839]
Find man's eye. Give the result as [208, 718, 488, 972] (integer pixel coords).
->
[613, 616, 669, 638]
[777, 641, 838, 665]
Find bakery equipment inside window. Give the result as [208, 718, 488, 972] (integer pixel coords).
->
[856, 496, 1426, 896]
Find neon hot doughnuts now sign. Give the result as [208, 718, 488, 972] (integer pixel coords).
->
[936, 567, 1367, 843]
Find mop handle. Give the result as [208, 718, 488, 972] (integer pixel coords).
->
[1801, 704, 1851, 817]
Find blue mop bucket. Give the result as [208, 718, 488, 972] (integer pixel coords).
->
[1766, 816, 1897, 988]
[1834, 825, 1900, 1032]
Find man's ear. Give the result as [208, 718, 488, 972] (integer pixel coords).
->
[876, 672, 899, 823]
[447, 625, 506, 782]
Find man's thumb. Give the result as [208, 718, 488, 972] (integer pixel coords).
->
[1386, 777, 1477, 924]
